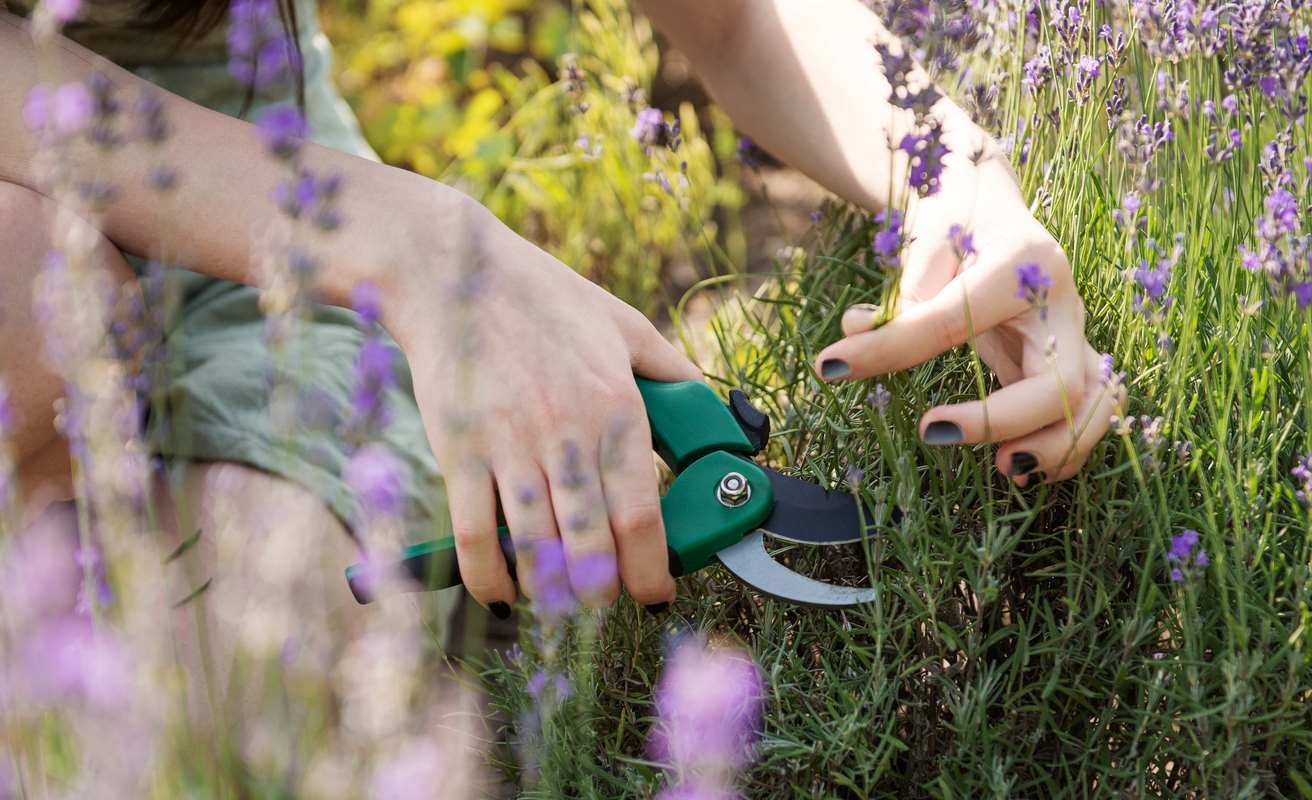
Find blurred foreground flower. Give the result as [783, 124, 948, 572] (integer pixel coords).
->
[649, 636, 764, 793]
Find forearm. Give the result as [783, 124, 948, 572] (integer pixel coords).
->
[0, 12, 478, 315]
[639, 0, 996, 212]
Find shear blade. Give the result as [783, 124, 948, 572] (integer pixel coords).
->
[715, 531, 876, 608]
[759, 468, 878, 545]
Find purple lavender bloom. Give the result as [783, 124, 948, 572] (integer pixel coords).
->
[368, 739, 445, 800]
[1293, 453, 1312, 506]
[527, 669, 573, 703]
[872, 209, 902, 265]
[1166, 528, 1208, 582]
[349, 337, 395, 433]
[736, 136, 759, 169]
[345, 443, 409, 519]
[1098, 353, 1125, 391]
[571, 551, 617, 596]
[630, 107, 665, 147]
[45, 0, 81, 24]
[227, 0, 298, 90]
[255, 105, 306, 160]
[21, 616, 132, 709]
[866, 383, 891, 415]
[898, 127, 949, 197]
[351, 281, 383, 327]
[1015, 262, 1053, 318]
[529, 538, 576, 620]
[844, 465, 864, 486]
[1264, 188, 1299, 235]
[648, 637, 764, 771]
[35, 82, 94, 135]
[947, 223, 975, 259]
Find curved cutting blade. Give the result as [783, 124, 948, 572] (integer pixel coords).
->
[760, 468, 880, 545]
[715, 531, 876, 608]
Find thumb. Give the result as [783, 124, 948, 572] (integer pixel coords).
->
[622, 311, 702, 382]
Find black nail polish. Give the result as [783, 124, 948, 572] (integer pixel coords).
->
[490, 601, 512, 620]
[849, 303, 879, 313]
[820, 359, 851, 381]
[644, 601, 670, 615]
[1009, 452, 1039, 476]
[923, 421, 964, 445]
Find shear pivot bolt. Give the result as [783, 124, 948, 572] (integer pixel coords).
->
[716, 472, 751, 508]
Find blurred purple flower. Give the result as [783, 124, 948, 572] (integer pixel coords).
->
[1098, 353, 1125, 392]
[45, 0, 81, 24]
[630, 107, 664, 147]
[843, 465, 864, 486]
[571, 550, 617, 597]
[1166, 528, 1208, 582]
[1015, 262, 1053, 319]
[255, 105, 306, 159]
[24, 82, 94, 136]
[348, 314, 389, 370]
[345, 443, 409, 519]
[21, 616, 132, 709]
[649, 637, 764, 771]
[947, 223, 975, 259]
[368, 739, 445, 800]
[529, 538, 576, 620]
[0, 516, 80, 624]
[228, 0, 298, 90]
[1292, 453, 1312, 506]
[736, 136, 759, 170]
[352, 281, 384, 327]
[527, 669, 572, 703]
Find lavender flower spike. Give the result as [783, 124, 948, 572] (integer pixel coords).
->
[1015, 262, 1054, 319]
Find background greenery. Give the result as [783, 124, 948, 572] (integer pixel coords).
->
[322, 1, 1312, 797]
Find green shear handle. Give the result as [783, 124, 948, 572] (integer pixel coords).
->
[346, 379, 775, 604]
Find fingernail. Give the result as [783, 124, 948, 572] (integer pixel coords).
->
[922, 421, 964, 445]
[820, 358, 851, 381]
[490, 601, 512, 620]
[849, 303, 879, 313]
[1008, 452, 1039, 476]
[644, 601, 670, 615]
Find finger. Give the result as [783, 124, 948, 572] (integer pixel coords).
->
[816, 251, 1031, 381]
[919, 312, 1086, 445]
[974, 331, 1024, 386]
[598, 402, 677, 607]
[816, 237, 1065, 381]
[899, 226, 960, 305]
[446, 463, 516, 613]
[841, 303, 884, 337]
[546, 437, 620, 608]
[998, 347, 1126, 485]
[619, 308, 702, 382]
[490, 462, 558, 600]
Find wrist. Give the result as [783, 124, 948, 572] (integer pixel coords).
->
[371, 178, 494, 350]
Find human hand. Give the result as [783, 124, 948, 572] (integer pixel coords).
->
[814, 150, 1126, 486]
[382, 202, 700, 615]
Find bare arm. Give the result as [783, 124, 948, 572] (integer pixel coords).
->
[1, 12, 702, 613]
[0, 10, 471, 309]
[637, 0, 994, 214]
[643, 0, 1120, 488]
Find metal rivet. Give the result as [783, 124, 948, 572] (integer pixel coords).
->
[716, 471, 751, 508]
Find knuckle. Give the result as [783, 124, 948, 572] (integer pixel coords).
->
[451, 521, 487, 552]
[929, 306, 967, 350]
[610, 500, 663, 544]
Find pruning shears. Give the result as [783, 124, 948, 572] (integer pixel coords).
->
[346, 379, 881, 607]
